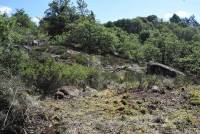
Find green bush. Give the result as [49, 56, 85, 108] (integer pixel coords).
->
[67, 20, 118, 54]
[47, 46, 67, 55]
[189, 89, 200, 105]
[0, 47, 29, 74]
[50, 33, 69, 46]
[62, 64, 97, 85]
[142, 43, 160, 62]
[86, 71, 111, 89]
[20, 59, 97, 93]
[74, 53, 89, 65]
[20, 59, 63, 93]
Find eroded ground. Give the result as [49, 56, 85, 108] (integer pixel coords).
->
[36, 86, 200, 134]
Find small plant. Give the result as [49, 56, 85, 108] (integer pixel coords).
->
[74, 54, 89, 65]
[174, 75, 193, 87]
[189, 89, 200, 105]
[47, 45, 66, 55]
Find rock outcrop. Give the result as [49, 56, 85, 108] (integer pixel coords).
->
[147, 62, 185, 77]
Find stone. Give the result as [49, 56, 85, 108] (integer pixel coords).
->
[58, 86, 80, 97]
[127, 64, 143, 73]
[148, 104, 157, 110]
[153, 117, 164, 124]
[55, 86, 81, 100]
[147, 62, 185, 77]
[55, 91, 65, 100]
[151, 85, 165, 94]
[151, 85, 160, 93]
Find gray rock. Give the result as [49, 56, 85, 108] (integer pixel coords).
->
[151, 85, 160, 93]
[127, 64, 143, 73]
[147, 62, 185, 77]
[55, 86, 80, 99]
[151, 85, 165, 94]
[55, 91, 65, 100]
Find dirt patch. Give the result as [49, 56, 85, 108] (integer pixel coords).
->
[39, 87, 200, 134]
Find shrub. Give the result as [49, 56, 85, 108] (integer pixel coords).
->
[86, 71, 111, 89]
[47, 45, 67, 55]
[189, 89, 200, 106]
[67, 20, 118, 54]
[0, 75, 28, 134]
[62, 64, 97, 85]
[74, 53, 89, 65]
[50, 33, 69, 46]
[20, 59, 64, 93]
[20, 59, 97, 93]
[142, 43, 161, 62]
[0, 47, 29, 74]
[139, 30, 150, 43]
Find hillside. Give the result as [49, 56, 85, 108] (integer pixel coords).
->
[0, 0, 200, 134]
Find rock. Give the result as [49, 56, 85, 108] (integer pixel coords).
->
[55, 86, 81, 100]
[51, 54, 61, 58]
[82, 86, 98, 97]
[147, 104, 157, 111]
[151, 86, 165, 94]
[23, 45, 32, 51]
[55, 91, 65, 100]
[58, 86, 80, 97]
[51, 54, 61, 61]
[33, 40, 39, 46]
[147, 62, 185, 77]
[127, 64, 143, 73]
[32, 39, 46, 46]
[104, 65, 113, 71]
[151, 85, 160, 93]
[153, 117, 164, 124]
[13, 45, 32, 52]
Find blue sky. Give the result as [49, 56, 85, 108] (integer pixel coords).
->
[0, 0, 200, 23]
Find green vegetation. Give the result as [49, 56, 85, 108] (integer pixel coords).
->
[20, 59, 97, 93]
[0, 74, 32, 134]
[189, 89, 200, 105]
[0, 0, 200, 133]
[1, 0, 200, 78]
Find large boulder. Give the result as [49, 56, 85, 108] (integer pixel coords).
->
[147, 62, 185, 77]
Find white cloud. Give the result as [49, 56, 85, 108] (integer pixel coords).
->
[0, 6, 12, 15]
[31, 17, 40, 25]
[163, 10, 191, 21]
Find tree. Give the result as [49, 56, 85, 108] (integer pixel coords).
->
[89, 11, 95, 21]
[147, 15, 159, 24]
[0, 15, 16, 46]
[170, 14, 181, 23]
[13, 9, 34, 28]
[67, 20, 118, 54]
[139, 30, 150, 43]
[104, 21, 114, 27]
[107, 18, 144, 34]
[181, 15, 199, 27]
[0, 15, 10, 46]
[10, 9, 43, 46]
[77, 0, 89, 16]
[40, 0, 79, 36]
